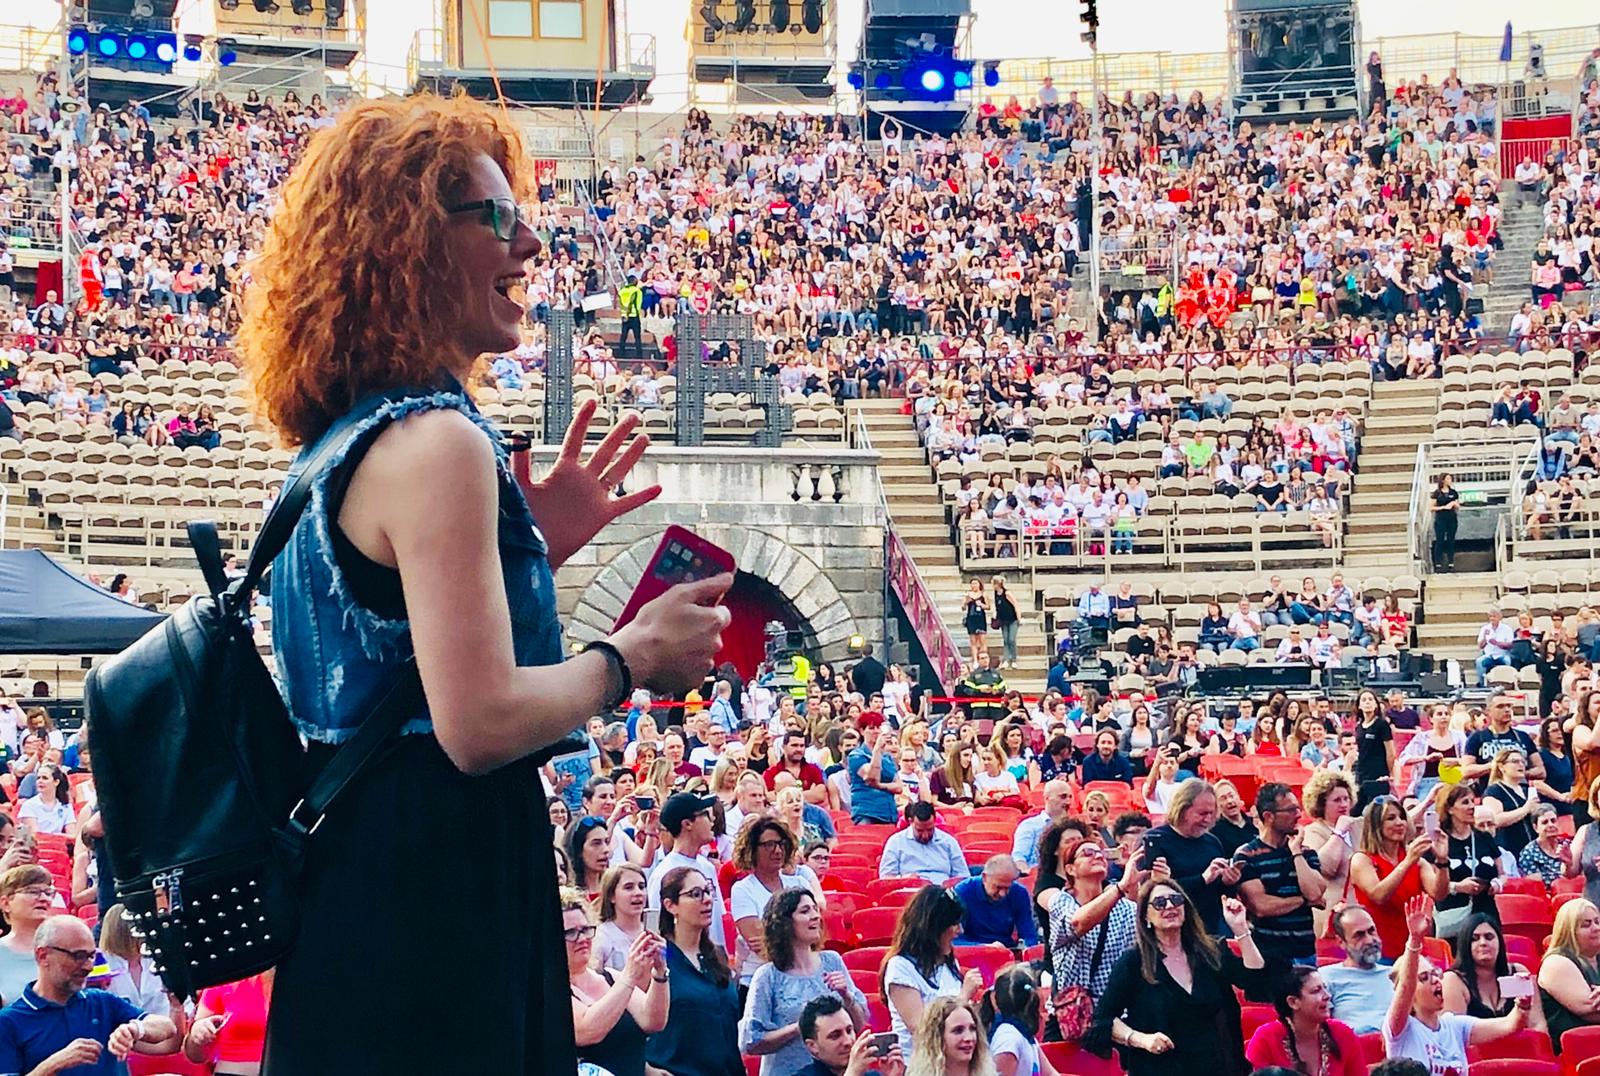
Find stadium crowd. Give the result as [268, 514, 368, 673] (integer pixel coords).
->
[1, 44, 1600, 1076]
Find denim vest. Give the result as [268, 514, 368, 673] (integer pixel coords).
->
[270, 387, 563, 744]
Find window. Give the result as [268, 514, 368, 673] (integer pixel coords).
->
[487, 0, 533, 37]
[538, 0, 583, 38]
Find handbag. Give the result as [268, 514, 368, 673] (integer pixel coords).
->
[85, 391, 424, 999]
[1052, 909, 1112, 1042]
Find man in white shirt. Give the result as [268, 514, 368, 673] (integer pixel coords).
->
[648, 793, 729, 949]
[1227, 599, 1263, 652]
[1475, 609, 1516, 679]
[688, 723, 729, 772]
[879, 802, 967, 884]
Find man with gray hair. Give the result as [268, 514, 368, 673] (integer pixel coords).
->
[951, 854, 1038, 948]
[1320, 905, 1395, 1034]
[1011, 779, 1074, 870]
[0, 914, 180, 1073]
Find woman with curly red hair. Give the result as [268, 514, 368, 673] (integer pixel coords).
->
[240, 94, 729, 1071]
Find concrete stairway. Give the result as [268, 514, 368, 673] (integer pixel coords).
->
[1340, 380, 1439, 570]
[851, 398, 1049, 694]
[1483, 189, 1547, 335]
[1413, 570, 1504, 676]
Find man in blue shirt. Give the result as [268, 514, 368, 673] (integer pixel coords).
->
[1012, 779, 1073, 870]
[1079, 730, 1134, 786]
[848, 727, 902, 824]
[953, 856, 1038, 948]
[0, 916, 179, 1076]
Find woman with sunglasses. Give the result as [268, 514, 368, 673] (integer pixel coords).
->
[1086, 882, 1263, 1076]
[1350, 796, 1449, 960]
[880, 885, 987, 1056]
[1048, 837, 1145, 1035]
[242, 96, 728, 1071]
[1384, 895, 1531, 1071]
[565, 890, 668, 1076]
[650, 866, 744, 1076]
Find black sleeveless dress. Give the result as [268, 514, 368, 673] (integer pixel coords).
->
[576, 971, 648, 1076]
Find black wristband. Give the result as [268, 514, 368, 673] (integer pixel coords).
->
[582, 640, 633, 711]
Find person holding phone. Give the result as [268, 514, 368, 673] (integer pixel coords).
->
[244, 95, 730, 1073]
[795, 994, 905, 1076]
[1442, 914, 1546, 1029]
[1384, 895, 1531, 1071]
[184, 971, 273, 1075]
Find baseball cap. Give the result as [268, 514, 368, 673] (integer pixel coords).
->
[659, 792, 717, 836]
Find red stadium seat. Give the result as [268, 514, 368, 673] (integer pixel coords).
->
[1555, 876, 1586, 896]
[1421, 937, 1452, 965]
[127, 1054, 212, 1076]
[854, 908, 900, 945]
[848, 968, 878, 996]
[822, 867, 874, 892]
[1497, 893, 1556, 925]
[1357, 1031, 1385, 1066]
[866, 877, 930, 901]
[1471, 1062, 1557, 1076]
[867, 997, 892, 1033]
[822, 907, 854, 950]
[842, 946, 889, 973]
[1040, 1041, 1124, 1075]
[1239, 1004, 1277, 1039]
[1563, 1025, 1600, 1072]
[1468, 1028, 1555, 1062]
[878, 888, 925, 910]
[1578, 1058, 1600, 1076]
[744, 1056, 760, 1076]
[953, 943, 1014, 985]
[828, 853, 874, 871]
[1502, 877, 1549, 898]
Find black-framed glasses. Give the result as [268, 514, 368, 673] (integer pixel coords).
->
[47, 945, 96, 964]
[676, 886, 714, 902]
[1149, 894, 1186, 911]
[563, 924, 597, 943]
[446, 197, 526, 241]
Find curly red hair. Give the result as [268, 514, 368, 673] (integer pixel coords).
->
[238, 94, 530, 446]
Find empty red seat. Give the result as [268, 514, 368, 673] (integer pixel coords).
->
[841, 946, 889, 973]
[953, 943, 1015, 985]
[1357, 1031, 1385, 1066]
[1562, 1025, 1600, 1070]
[1468, 1028, 1555, 1063]
[854, 907, 900, 945]
[1239, 1003, 1278, 1039]
[865, 876, 930, 901]
[1471, 1061, 1557, 1076]
[1497, 893, 1555, 925]
[1501, 877, 1549, 898]
[867, 997, 892, 1033]
[1039, 1041, 1124, 1074]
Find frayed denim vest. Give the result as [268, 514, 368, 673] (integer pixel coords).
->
[270, 386, 563, 744]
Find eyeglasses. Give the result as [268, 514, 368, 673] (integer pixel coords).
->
[1415, 969, 1443, 983]
[445, 196, 527, 241]
[563, 924, 597, 943]
[676, 886, 714, 902]
[1149, 894, 1187, 911]
[46, 946, 96, 964]
[14, 886, 55, 900]
[756, 839, 789, 851]
[1072, 846, 1107, 862]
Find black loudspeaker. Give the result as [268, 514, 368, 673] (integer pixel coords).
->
[1419, 671, 1452, 695]
[1240, 664, 1314, 689]
[1326, 665, 1363, 691]
[1198, 667, 1246, 692]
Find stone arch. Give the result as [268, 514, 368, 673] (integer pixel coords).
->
[567, 527, 862, 656]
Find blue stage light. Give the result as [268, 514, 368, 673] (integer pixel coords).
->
[96, 32, 122, 58]
[873, 72, 890, 90]
[154, 37, 178, 63]
[920, 68, 945, 93]
[67, 28, 89, 54]
[126, 35, 150, 60]
[217, 39, 238, 65]
[847, 70, 863, 89]
[984, 64, 1000, 87]
[952, 68, 971, 89]
[183, 42, 202, 61]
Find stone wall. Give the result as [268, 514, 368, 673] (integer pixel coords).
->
[536, 445, 887, 663]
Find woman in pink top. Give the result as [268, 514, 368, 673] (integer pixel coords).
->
[183, 971, 272, 1075]
[1245, 965, 1366, 1076]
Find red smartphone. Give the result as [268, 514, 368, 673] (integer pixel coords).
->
[613, 525, 735, 632]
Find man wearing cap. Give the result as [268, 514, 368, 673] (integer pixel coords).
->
[0, 914, 179, 1075]
[648, 792, 728, 950]
[879, 803, 966, 884]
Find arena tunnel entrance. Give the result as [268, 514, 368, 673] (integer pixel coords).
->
[715, 570, 812, 679]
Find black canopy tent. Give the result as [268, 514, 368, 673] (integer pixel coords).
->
[0, 549, 166, 654]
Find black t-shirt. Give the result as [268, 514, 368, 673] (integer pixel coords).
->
[1384, 706, 1421, 731]
[1355, 716, 1393, 786]
[1433, 487, 1461, 515]
[849, 656, 886, 697]
[1212, 816, 1255, 857]
[1033, 866, 1066, 944]
[1463, 727, 1537, 791]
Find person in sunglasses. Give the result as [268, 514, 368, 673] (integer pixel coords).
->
[1086, 882, 1265, 1075]
[241, 94, 730, 1074]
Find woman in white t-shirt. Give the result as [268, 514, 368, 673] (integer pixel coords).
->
[882, 885, 985, 1056]
[729, 817, 811, 986]
[17, 765, 75, 837]
[591, 863, 649, 973]
[1384, 894, 1530, 1073]
[973, 743, 1022, 808]
[982, 964, 1051, 1076]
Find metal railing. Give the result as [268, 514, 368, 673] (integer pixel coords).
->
[1, 189, 61, 254]
[851, 406, 964, 690]
[1408, 434, 1539, 572]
